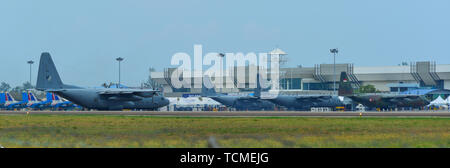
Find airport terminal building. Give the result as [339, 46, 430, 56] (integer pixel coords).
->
[150, 49, 450, 97]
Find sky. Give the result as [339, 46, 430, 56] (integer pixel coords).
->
[0, 0, 449, 87]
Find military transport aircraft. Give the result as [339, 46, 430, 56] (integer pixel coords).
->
[35, 52, 170, 111]
[338, 72, 430, 110]
[263, 72, 353, 111]
[201, 75, 276, 111]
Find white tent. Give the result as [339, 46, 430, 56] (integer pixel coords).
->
[168, 97, 221, 106]
[429, 96, 447, 106]
[445, 96, 450, 105]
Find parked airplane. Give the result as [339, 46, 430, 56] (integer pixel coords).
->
[0, 92, 26, 110]
[17, 91, 81, 110]
[262, 72, 355, 111]
[201, 75, 276, 111]
[23, 91, 49, 109]
[0, 92, 5, 109]
[35, 52, 170, 111]
[338, 72, 430, 110]
[46, 92, 81, 110]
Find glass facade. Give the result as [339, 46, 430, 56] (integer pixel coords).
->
[172, 87, 191, 92]
[390, 87, 409, 92]
[279, 78, 302, 90]
[420, 80, 444, 89]
[303, 83, 325, 90]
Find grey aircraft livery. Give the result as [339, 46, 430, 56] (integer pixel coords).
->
[201, 75, 276, 111]
[262, 72, 353, 111]
[264, 72, 430, 110]
[36, 52, 170, 111]
[337, 72, 430, 110]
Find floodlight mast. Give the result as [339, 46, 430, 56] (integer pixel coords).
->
[27, 60, 34, 87]
[116, 57, 124, 88]
[330, 48, 338, 95]
[217, 53, 225, 93]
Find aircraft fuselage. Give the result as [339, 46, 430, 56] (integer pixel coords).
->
[267, 95, 346, 111]
[56, 88, 170, 110]
[210, 96, 275, 111]
[349, 95, 429, 109]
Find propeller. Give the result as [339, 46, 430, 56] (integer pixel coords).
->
[152, 91, 157, 104]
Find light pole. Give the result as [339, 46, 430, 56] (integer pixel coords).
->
[116, 57, 124, 88]
[27, 60, 34, 86]
[218, 53, 225, 93]
[330, 48, 338, 95]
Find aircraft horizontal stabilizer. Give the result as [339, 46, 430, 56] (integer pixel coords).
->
[98, 90, 158, 98]
[44, 89, 67, 92]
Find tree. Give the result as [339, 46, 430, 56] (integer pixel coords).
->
[22, 82, 33, 90]
[142, 67, 161, 90]
[10, 86, 23, 101]
[0, 82, 11, 92]
[357, 84, 379, 93]
[8, 82, 42, 101]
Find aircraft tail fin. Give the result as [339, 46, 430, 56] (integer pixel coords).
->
[46, 92, 53, 101]
[253, 74, 262, 98]
[46, 92, 61, 101]
[54, 93, 61, 101]
[28, 92, 38, 101]
[0, 92, 5, 103]
[201, 75, 217, 97]
[36, 52, 65, 90]
[22, 92, 29, 102]
[338, 71, 353, 96]
[5, 92, 15, 102]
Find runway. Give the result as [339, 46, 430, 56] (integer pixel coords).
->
[1, 110, 450, 117]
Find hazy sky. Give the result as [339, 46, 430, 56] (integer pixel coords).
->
[1, 0, 449, 87]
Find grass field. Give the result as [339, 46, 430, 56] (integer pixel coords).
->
[0, 114, 449, 148]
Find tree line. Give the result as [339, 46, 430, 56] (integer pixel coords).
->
[0, 82, 45, 101]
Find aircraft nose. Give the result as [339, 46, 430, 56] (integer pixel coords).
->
[163, 97, 170, 106]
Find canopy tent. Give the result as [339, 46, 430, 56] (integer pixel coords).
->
[445, 96, 450, 105]
[429, 96, 447, 106]
[168, 97, 221, 106]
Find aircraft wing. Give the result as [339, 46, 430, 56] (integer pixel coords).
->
[238, 96, 259, 100]
[43, 89, 67, 92]
[98, 89, 159, 98]
[295, 95, 332, 103]
[381, 95, 419, 103]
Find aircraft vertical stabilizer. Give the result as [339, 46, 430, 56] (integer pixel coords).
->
[36, 52, 64, 90]
[201, 75, 217, 97]
[338, 71, 353, 96]
[0, 92, 5, 104]
[21, 92, 29, 102]
[6, 92, 15, 102]
[29, 92, 38, 101]
[254, 74, 262, 98]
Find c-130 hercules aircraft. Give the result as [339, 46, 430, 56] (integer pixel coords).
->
[36, 52, 170, 111]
